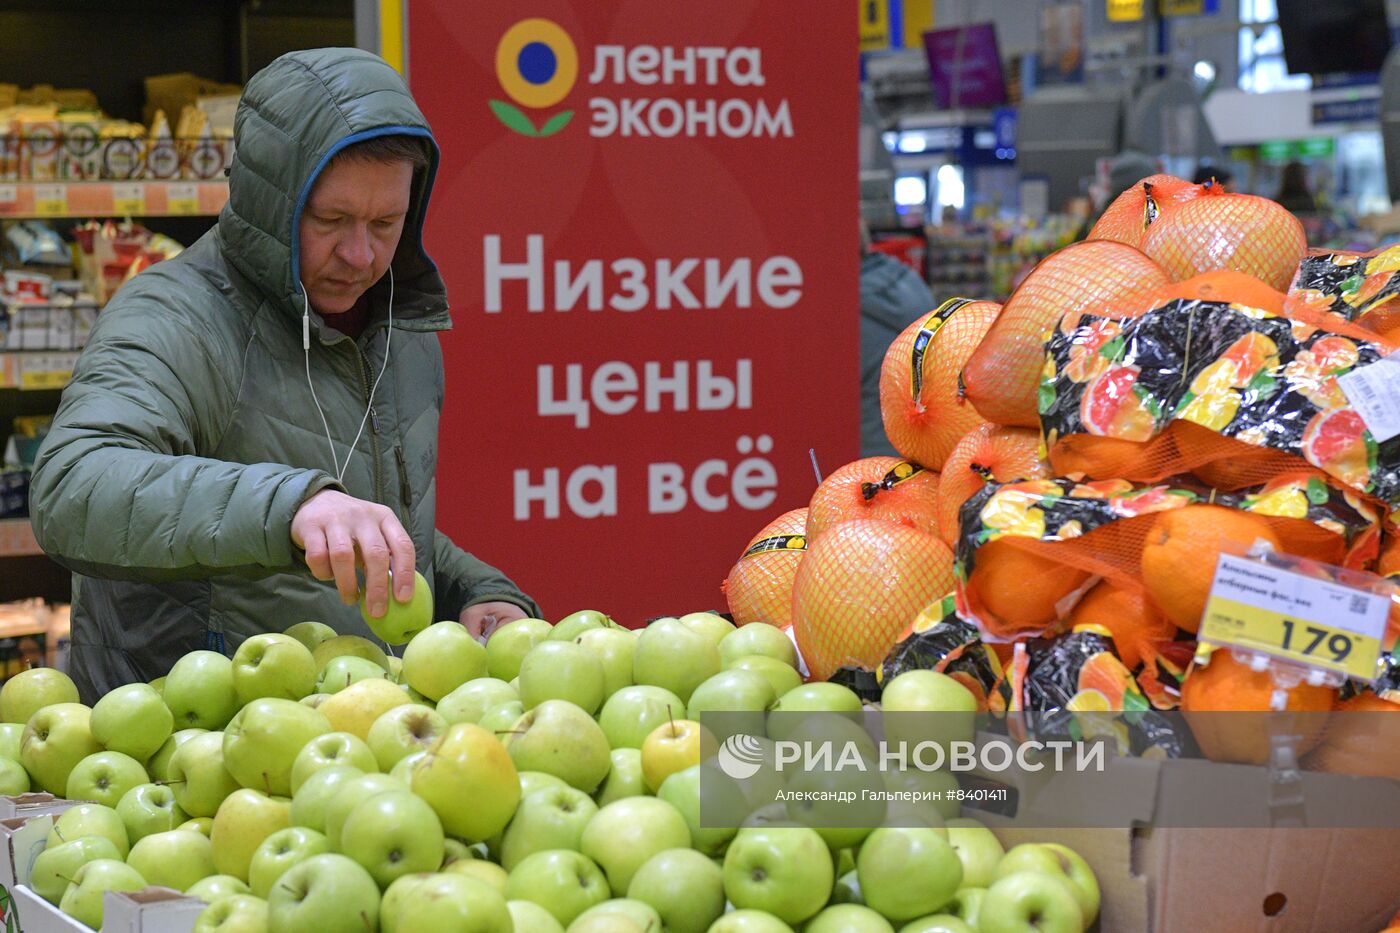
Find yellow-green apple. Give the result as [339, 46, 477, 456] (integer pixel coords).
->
[570, 899, 661, 931]
[300, 693, 330, 709]
[858, 827, 962, 921]
[945, 888, 985, 928]
[168, 731, 241, 817]
[318, 677, 411, 740]
[147, 727, 205, 782]
[340, 789, 445, 887]
[519, 770, 569, 798]
[575, 628, 637, 698]
[248, 826, 330, 898]
[311, 635, 390, 673]
[117, 782, 187, 841]
[401, 621, 489, 701]
[367, 703, 446, 770]
[805, 905, 895, 933]
[30, 835, 121, 904]
[978, 872, 1083, 933]
[0, 667, 78, 724]
[780, 748, 884, 852]
[232, 633, 318, 703]
[66, 750, 148, 808]
[502, 700, 611, 794]
[725, 656, 802, 698]
[994, 843, 1099, 929]
[58, 858, 146, 929]
[264, 853, 380, 933]
[390, 749, 426, 783]
[193, 893, 267, 933]
[507, 898, 565, 933]
[880, 670, 976, 761]
[378, 873, 430, 933]
[289, 731, 377, 793]
[0, 721, 23, 759]
[678, 611, 736, 648]
[21, 701, 100, 795]
[707, 909, 796, 932]
[438, 678, 518, 726]
[181, 817, 213, 836]
[185, 874, 250, 903]
[722, 826, 835, 924]
[901, 913, 975, 932]
[288, 764, 363, 835]
[500, 785, 598, 870]
[47, 803, 129, 857]
[283, 620, 337, 653]
[90, 683, 172, 760]
[627, 847, 726, 933]
[632, 620, 721, 704]
[687, 670, 777, 719]
[502, 849, 609, 926]
[210, 788, 291, 881]
[944, 818, 1004, 889]
[597, 685, 686, 750]
[126, 828, 216, 891]
[322, 773, 403, 850]
[442, 837, 475, 868]
[0, 757, 28, 795]
[830, 869, 860, 904]
[518, 641, 605, 714]
[479, 700, 526, 735]
[719, 625, 799, 668]
[657, 763, 742, 857]
[641, 718, 705, 793]
[445, 858, 508, 891]
[316, 656, 389, 695]
[487, 618, 553, 682]
[882, 768, 959, 825]
[547, 610, 619, 643]
[164, 651, 240, 730]
[767, 684, 865, 743]
[360, 569, 433, 646]
[222, 698, 331, 797]
[387, 656, 404, 683]
[594, 748, 645, 805]
[412, 723, 521, 842]
[579, 797, 690, 893]
[391, 872, 512, 932]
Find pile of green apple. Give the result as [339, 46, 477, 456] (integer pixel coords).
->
[0, 593, 1100, 933]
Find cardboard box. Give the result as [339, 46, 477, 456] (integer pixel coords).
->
[12, 884, 202, 933]
[0, 814, 53, 891]
[0, 795, 82, 822]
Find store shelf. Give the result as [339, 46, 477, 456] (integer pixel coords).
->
[0, 519, 40, 558]
[0, 351, 80, 390]
[0, 180, 228, 219]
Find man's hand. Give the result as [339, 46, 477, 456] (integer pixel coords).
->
[291, 489, 416, 618]
[461, 601, 529, 642]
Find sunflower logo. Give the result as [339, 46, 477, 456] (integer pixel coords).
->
[492, 19, 578, 137]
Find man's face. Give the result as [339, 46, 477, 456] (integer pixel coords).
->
[297, 157, 414, 315]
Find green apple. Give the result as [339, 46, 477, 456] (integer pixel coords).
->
[193, 893, 268, 933]
[446, 858, 508, 891]
[725, 656, 802, 698]
[597, 685, 686, 750]
[503, 849, 610, 926]
[678, 611, 736, 648]
[830, 869, 861, 904]
[289, 731, 378, 793]
[569, 898, 661, 931]
[508, 898, 566, 933]
[0, 721, 24, 759]
[401, 621, 489, 700]
[387, 656, 404, 683]
[594, 748, 645, 806]
[147, 727, 205, 782]
[627, 847, 725, 933]
[944, 819, 1004, 889]
[186, 874, 251, 902]
[502, 700, 611, 794]
[284, 620, 338, 653]
[210, 789, 291, 882]
[707, 909, 795, 932]
[687, 670, 777, 719]
[359, 569, 433, 645]
[30, 835, 121, 904]
[898, 916, 974, 933]
[771, 682, 862, 714]
[579, 796, 690, 893]
[0, 757, 28, 795]
[719, 624, 798, 668]
[518, 641, 605, 714]
[300, 693, 331, 709]
[520, 770, 570, 798]
[316, 655, 390, 695]
[165, 651, 240, 729]
[487, 618, 553, 682]
[379, 873, 430, 933]
[90, 683, 173, 761]
[182, 816, 214, 836]
[47, 803, 129, 857]
[265, 853, 381, 933]
[248, 826, 330, 898]
[641, 718, 704, 793]
[978, 871, 1083, 933]
[311, 635, 390, 673]
[880, 670, 976, 760]
[149, 676, 166, 697]
[944, 888, 984, 928]
[412, 723, 521, 842]
[233, 633, 318, 703]
[500, 785, 598, 870]
[443, 837, 475, 867]
[995, 843, 1099, 929]
[574, 628, 637, 700]
[340, 789, 445, 887]
[117, 781, 188, 842]
[632, 620, 721, 704]
[480, 700, 526, 735]
[0, 667, 78, 724]
[127, 827, 216, 891]
[722, 826, 834, 925]
[367, 703, 446, 770]
[169, 730, 241, 817]
[318, 677, 411, 740]
[548, 610, 619, 642]
[223, 697, 331, 797]
[390, 749, 427, 783]
[65, 750, 148, 808]
[21, 701, 101, 795]
[438, 678, 518, 726]
[58, 857, 147, 929]
[322, 773, 404, 850]
[657, 764, 741, 857]
[882, 768, 959, 825]
[805, 905, 895, 933]
[391, 872, 512, 931]
[289, 764, 363, 834]
[858, 827, 962, 922]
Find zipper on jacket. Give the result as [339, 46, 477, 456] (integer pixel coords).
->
[394, 445, 412, 510]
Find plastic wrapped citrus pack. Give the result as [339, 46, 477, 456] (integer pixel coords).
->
[1288, 244, 1400, 342]
[876, 593, 1012, 713]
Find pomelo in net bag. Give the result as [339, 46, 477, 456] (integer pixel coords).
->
[962, 240, 1170, 427]
[1087, 174, 1203, 249]
[1141, 188, 1306, 292]
[879, 298, 1002, 471]
[936, 425, 1048, 547]
[722, 507, 808, 628]
[791, 519, 954, 681]
[806, 457, 940, 540]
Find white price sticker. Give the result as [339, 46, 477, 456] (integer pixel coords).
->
[0, 184, 16, 206]
[1339, 351, 1400, 442]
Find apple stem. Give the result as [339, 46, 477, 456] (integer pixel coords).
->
[56, 873, 75, 884]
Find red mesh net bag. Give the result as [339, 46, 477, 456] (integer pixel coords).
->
[880, 298, 1002, 471]
[722, 508, 808, 628]
[792, 519, 955, 680]
[962, 240, 1170, 427]
[1088, 174, 1204, 249]
[806, 457, 940, 540]
[936, 424, 1048, 548]
[1141, 188, 1307, 292]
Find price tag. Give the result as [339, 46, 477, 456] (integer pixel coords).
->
[0, 184, 16, 208]
[32, 184, 67, 216]
[19, 368, 70, 391]
[111, 182, 145, 215]
[1339, 351, 1400, 443]
[1200, 553, 1387, 681]
[167, 182, 198, 215]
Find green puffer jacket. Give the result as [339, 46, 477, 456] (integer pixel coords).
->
[30, 48, 538, 702]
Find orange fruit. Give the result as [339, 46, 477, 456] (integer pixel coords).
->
[806, 457, 940, 540]
[879, 299, 1002, 471]
[968, 538, 1090, 640]
[1140, 505, 1282, 632]
[1086, 269, 1288, 320]
[1142, 190, 1307, 292]
[1068, 581, 1178, 670]
[1304, 692, 1400, 780]
[1180, 648, 1335, 764]
[722, 508, 808, 628]
[1088, 174, 1201, 249]
[937, 425, 1047, 547]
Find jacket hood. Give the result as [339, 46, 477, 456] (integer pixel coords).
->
[218, 48, 448, 332]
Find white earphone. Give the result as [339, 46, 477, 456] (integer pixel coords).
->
[301, 266, 394, 485]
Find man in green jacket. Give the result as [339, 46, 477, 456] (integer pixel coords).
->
[30, 49, 539, 702]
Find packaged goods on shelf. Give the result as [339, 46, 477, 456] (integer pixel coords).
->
[71, 220, 182, 304]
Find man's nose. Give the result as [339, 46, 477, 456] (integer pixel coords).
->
[337, 226, 374, 269]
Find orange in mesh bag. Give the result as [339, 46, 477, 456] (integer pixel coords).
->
[722, 507, 808, 628]
[1141, 187, 1306, 292]
[806, 457, 940, 540]
[791, 519, 954, 681]
[880, 298, 1002, 471]
[1087, 174, 1204, 249]
[936, 424, 1048, 548]
[962, 240, 1170, 427]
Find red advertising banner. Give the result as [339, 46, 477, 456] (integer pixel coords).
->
[408, 1, 858, 625]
